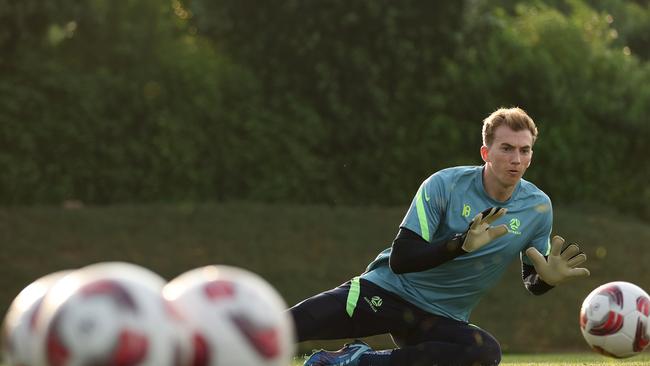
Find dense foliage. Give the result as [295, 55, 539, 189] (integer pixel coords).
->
[0, 0, 648, 218]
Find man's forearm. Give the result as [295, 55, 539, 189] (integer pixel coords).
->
[389, 228, 466, 274]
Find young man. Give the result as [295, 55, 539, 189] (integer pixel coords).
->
[289, 107, 591, 366]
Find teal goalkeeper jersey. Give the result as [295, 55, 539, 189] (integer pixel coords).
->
[361, 166, 552, 322]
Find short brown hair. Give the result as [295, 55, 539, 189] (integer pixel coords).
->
[482, 107, 538, 146]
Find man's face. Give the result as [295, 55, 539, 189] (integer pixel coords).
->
[481, 125, 534, 187]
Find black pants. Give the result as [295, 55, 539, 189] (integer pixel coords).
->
[289, 278, 501, 366]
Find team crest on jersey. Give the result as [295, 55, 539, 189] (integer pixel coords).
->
[509, 218, 522, 235]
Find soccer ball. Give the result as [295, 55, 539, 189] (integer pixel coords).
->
[163, 265, 295, 366]
[2, 270, 73, 366]
[31, 262, 191, 366]
[580, 281, 650, 358]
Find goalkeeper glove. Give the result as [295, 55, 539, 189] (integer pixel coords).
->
[525, 235, 590, 286]
[461, 207, 509, 252]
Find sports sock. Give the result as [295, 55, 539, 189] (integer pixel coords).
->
[358, 350, 392, 366]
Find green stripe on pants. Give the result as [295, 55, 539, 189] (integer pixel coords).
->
[346, 276, 361, 317]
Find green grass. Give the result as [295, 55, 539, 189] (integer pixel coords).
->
[501, 353, 650, 364]
[289, 353, 650, 365]
[2, 353, 650, 366]
[3, 353, 650, 366]
[1, 203, 649, 355]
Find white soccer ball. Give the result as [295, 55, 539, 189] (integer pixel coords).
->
[163, 265, 295, 366]
[2, 270, 73, 366]
[580, 281, 650, 358]
[31, 262, 191, 366]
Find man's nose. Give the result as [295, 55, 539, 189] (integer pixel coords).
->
[512, 152, 521, 164]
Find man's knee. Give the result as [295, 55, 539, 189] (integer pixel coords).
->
[470, 330, 501, 365]
[288, 301, 320, 342]
[288, 293, 351, 342]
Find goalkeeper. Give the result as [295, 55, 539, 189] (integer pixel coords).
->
[289, 107, 590, 366]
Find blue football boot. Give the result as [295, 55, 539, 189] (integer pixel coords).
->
[303, 340, 372, 366]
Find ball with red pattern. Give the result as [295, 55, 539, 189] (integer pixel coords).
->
[31, 262, 191, 366]
[1, 270, 73, 366]
[163, 265, 295, 366]
[580, 281, 650, 358]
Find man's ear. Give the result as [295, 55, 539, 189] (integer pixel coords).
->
[480, 145, 490, 163]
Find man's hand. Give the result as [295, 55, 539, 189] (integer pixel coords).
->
[525, 235, 590, 286]
[461, 207, 509, 252]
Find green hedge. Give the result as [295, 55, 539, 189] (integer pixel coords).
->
[0, 0, 648, 218]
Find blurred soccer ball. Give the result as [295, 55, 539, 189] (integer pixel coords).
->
[2, 270, 72, 366]
[31, 262, 190, 366]
[580, 281, 650, 358]
[163, 265, 295, 366]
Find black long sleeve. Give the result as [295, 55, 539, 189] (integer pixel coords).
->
[389, 227, 558, 296]
[389, 228, 467, 274]
[522, 262, 554, 295]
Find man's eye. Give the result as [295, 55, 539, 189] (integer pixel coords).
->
[502, 146, 512, 151]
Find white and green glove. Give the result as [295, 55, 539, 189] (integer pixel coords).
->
[525, 235, 590, 286]
[461, 207, 509, 252]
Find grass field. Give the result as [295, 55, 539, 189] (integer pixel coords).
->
[290, 353, 650, 365]
[3, 353, 650, 366]
[1, 203, 650, 357]
[499, 353, 650, 364]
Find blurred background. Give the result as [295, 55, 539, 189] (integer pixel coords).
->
[1, 0, 649, 355]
